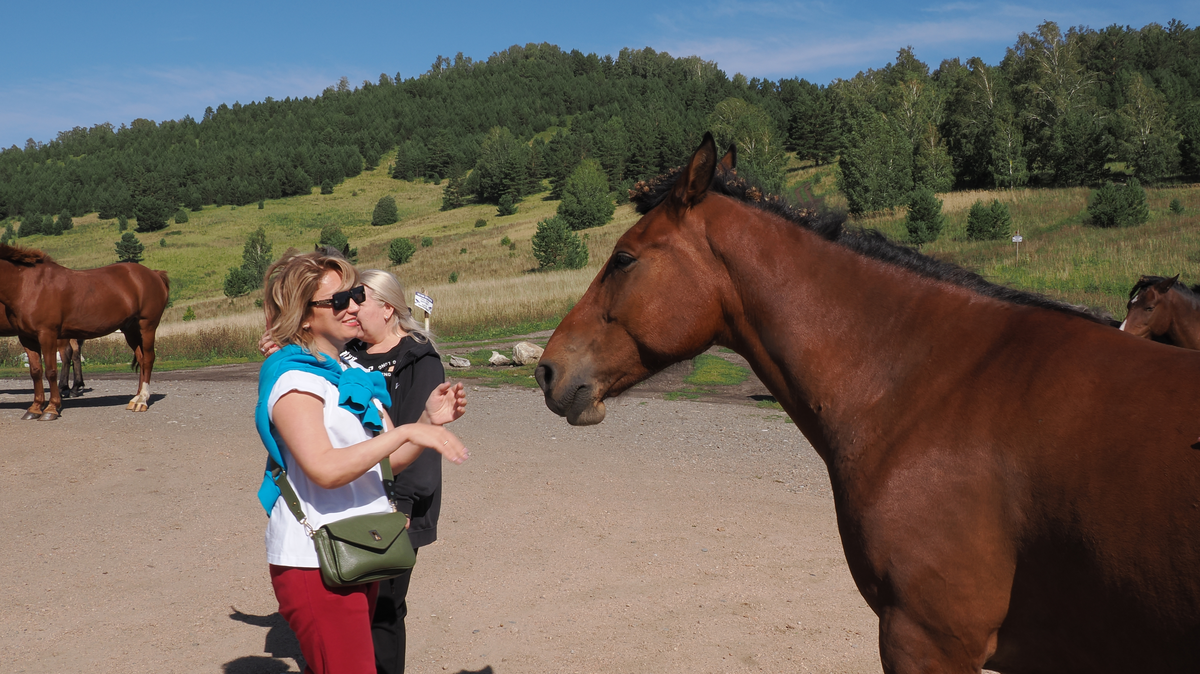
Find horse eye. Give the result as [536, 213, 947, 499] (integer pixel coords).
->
[613, 252, 636, 271]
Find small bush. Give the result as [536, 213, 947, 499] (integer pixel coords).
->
[532, 215, 589, 270]
[115, 232, 144, 263]
[258, 200, 265, 209]
[475, 218, 487, 228]
[966, 199, 1011, 241]
[421, 236, 433, 247]
[1088, 179, 1149, 228]
[320, 180, 333, 195]
[1170, 198, 1184, 214]
[182, 306, 196, 321]
[500, 236, 512, 247]
[160, 237, 168, 247]
[904, 188, 945, 246]
[174, 209, 189, 224]
[372, 195, 399, 226]
[558, 159, 614, 230]
[388, 238, 416, 265]
[459, 247, 467, 254]
[449, 271, 459, 283]
[117, 214, 128, 232]
[497, 194, 517, 216]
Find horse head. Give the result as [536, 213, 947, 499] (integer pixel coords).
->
[536, 134, 738, 425]
[1122, 274, 1179, 340]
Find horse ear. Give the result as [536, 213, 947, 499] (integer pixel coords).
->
[1159, 275, 1181, 290]
[671, 132, 718, 208]
[718, 144, 737, 172]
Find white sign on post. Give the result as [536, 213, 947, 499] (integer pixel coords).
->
[1012, 232, 1023, 263]
[1011, 234, 1023, 243]
[413, 292, 433, 332]
[413, 292, 433, 315]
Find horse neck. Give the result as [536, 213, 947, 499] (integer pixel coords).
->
[0, 260, 30, 307]
[709, 220, 1014, 466]
[1164, 290, 1200, 350]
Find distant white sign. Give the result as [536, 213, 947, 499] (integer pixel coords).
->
[1012, 234, 1024, 243]
[414, 292, 433, 315]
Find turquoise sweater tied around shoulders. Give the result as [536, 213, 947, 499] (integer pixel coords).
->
[255, 344, 391, 515]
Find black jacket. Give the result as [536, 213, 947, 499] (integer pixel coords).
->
[342, 336, 444, 547]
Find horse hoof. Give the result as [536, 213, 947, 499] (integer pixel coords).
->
[21, 412, 40, 420]
[38, 412, 60, 421]
[132, 403, 149, 412]
[126, 401, 137, 410]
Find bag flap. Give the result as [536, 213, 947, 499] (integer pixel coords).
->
[321, 513, 407, 552]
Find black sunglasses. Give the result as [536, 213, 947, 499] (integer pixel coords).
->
[309, 285, 366, 312]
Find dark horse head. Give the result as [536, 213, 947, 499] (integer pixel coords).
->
[1121, 274, 1200, 349]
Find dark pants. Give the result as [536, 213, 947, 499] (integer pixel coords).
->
[372, 549, 417, 674]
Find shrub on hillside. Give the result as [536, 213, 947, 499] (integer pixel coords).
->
[388, 238, 417, 265]
[475, 218, 487, 228]
[532, 215, 588, 270]
[224, 227, 273, 297]
[421, 236, 433, 247]
[497, 193, 517, 216]
[1170, 198, 1184, 214]
[320, 180, 334, 195]
[904, 188, 945, 246]
[966, 199, 1011, 241]
[558, 159, 613, 230]
[174, 209, 189, 224]
[115, 232, 144, 263]
[1088, 179, 1149, 228]
[372, 195, 399, 226]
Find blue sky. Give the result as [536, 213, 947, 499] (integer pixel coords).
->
[2, 1, 1194, 149]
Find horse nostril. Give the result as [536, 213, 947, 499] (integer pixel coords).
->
[534, 363, 553, 392]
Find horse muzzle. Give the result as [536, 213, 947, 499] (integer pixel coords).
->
[535, 361, 608, 426]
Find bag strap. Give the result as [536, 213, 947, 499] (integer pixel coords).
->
[268, 455, 394, 533]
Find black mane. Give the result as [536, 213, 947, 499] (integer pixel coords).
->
[1128, 275, 1194, 300]
[629, 168, 1107, 324]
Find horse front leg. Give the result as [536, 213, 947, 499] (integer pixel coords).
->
[35, 333, 62, 420]
[19, 340, 44, 420]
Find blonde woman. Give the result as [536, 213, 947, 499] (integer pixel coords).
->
[254, 250, 467, 674]
[339, 269, 444, 674]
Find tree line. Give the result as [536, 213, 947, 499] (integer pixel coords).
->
[0, 19, 1196, 229]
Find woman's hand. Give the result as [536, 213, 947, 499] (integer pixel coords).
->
[258, 330, 280, 358]
[397, 422, 469, 464]
[424, 382, 466, 425]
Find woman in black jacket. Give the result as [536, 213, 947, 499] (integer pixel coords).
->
[339, 269, 447, 674]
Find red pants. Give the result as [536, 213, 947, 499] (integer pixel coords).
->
[270, 565, 379, 674]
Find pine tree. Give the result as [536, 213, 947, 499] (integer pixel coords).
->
[440, 172, 467, 211]
[58, 209, 73, 231]
[558, 159, 613, 230]
[1088, 180, 1149, 228]
[966, 199, 1011, 241]
[904, 188, 945, 245]
[372, 195, 399, 226]
[532, 215, 588, 270]
[224, 226, 273, 297]
[115, 232, 145, 263]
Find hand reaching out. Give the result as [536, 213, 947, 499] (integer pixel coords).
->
[398, 422, 469, 464]
[425, 382, 466, 425]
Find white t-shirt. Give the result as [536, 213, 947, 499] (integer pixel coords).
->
[264, 369, 391, 568]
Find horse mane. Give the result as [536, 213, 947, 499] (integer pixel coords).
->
[0, 243, 52, 266]
[1128, 275, 1192, 300]
[629, 168, 1107, 324]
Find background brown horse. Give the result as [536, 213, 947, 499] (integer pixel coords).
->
[537, 135, 1200, 673]
[1120, 274, 1200, 349]
[0, 244, 169, 420]
[0, 308, 85, 398]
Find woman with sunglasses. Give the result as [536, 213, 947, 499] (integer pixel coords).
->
[255, 250, 468, 674]
[338, 269, 447, 674]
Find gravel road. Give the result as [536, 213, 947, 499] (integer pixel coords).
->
[0, 366, 880, 673]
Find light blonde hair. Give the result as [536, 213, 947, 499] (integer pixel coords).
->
[264, 249, 360, 354]
[360, 269, 438, 353]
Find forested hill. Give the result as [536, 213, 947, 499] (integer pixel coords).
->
[1, 19, 1198, 233]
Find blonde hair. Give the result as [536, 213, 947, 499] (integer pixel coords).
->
[359, 269, 438, 353]
[264, 249, 360, 354]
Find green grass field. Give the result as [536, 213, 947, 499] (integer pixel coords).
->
[2, 149, 1198, 371]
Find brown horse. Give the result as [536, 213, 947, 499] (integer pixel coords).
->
[536, 135, 1200, 673]
[1120, 275, 1200, 349]
[0, 308, 85, 397]
[0, 243, 169, 420]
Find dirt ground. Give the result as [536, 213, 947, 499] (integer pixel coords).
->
[0, 362, 882, 673]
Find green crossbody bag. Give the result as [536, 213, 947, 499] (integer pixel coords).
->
[269, 457, 416, 587]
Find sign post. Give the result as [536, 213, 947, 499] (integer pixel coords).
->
[1011, 231, 1023, 264]
[414, 291, 433, 332]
